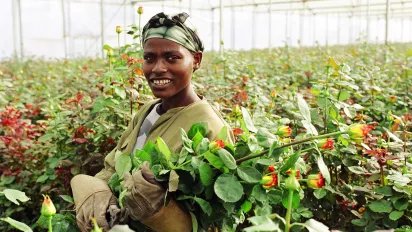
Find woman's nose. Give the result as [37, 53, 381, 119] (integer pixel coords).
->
[152, 60, 167, 73]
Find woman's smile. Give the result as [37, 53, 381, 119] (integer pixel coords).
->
[152, 79, 171, 86]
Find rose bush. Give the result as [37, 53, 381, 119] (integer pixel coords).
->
[0, 12, 411, 231]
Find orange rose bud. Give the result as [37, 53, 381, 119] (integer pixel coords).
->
[318, 138, 334, 150]
[307, 173, 325, 189]
[233, 128, 244, 137]
[261, 174, 278, 189]
[276, 126, 292, 138]
[41, 194, 56, 217]
[233, 104, 241, 117]
[137, 6, 143, 15]
[107, 48, 114, 57]
[348, 124, 374, 139]
[270, 90, 277, 99]
[208, 139, 225, 152]
[116, 26, 122, 34]
[267, 165, 275, 173]
[216, 140, 225, 148]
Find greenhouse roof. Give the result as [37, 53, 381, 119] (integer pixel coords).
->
[83, 0, 412, 17]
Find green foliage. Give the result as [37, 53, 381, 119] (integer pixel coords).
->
[0, 217, 32, 232]
[1, 41, 412, 231]
[217, 148, 237, 170]
[0, 189, 30, 205]
[237, 167, 261, 183]
[214, 174, 244, 202]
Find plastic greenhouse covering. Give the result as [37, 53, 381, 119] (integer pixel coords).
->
[1, 0, 411, 59]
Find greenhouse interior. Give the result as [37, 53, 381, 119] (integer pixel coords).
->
[2, 0, 412, 58]
[0, 0, 411, 232]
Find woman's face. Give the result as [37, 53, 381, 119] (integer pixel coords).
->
[143, 38, 201, 100]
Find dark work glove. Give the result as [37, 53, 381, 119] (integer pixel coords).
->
[71, 174, 120, 232]
[122, 162, 192, 232]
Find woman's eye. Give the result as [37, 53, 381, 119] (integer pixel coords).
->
[143, 56, 154, 61]
[167, 56, 179, 61]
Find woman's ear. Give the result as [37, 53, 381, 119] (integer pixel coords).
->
[192, 52, 203, 72]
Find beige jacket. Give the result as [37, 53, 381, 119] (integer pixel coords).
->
[95, 98, 234, 182]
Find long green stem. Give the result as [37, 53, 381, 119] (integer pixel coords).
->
[108, 57, 112, 87]
[324, 65, 330, 133]
[139, 14, 142, 49]
[404, 131, 407, 167]
[118, 34, 121, 57]
[48, 216, 53, 232]
[236, 131, 347, 164]
[285, 189, 294, 232]
[130, 67, 134, 115]
[109, 57, 112, 71]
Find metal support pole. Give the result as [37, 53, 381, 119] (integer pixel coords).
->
[325, 13, 329, 46]
[268, 0, 272, 51]
[212, 9, 214, 51]
[61, 0, 68, 59]
[231, 4, 235, 49]
[123, 0, 127, 44]
[337, 13, 340, 44]
[357, 0, 361, 41]
[11, 0, 18, 59]
[349, 15, 353, 43]
[309, 13, 312, 45]
[17, 0, 24, 58]
[401, 2, 404, 42]
[367, 0, 370, 41]
[409, 17, 412, 42]
[68, 0, 72, 58]
[285, 12, 288, 45]
[288, 2, 292, 45]
[313, 14, 316, 45]
[385, 0, 390, 45]
[299, 10, 303, 45]
[352, 13, 355, 43]
[101, 0, 105, 58]
[252, 5, 255, 49]
[300, 0, 306, 45]
[132, 2, 136, 26]
[219, 0, 223, 55]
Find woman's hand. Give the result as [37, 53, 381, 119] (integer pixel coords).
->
[71, 175, 120, 232]
[123, 161, 192, 232]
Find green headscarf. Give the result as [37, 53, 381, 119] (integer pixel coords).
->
[142, 12, 204, 53]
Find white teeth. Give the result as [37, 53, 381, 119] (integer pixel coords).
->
[153, 79, 170, 86]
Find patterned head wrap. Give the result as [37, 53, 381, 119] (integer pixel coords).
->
[142, 12, 204, 53]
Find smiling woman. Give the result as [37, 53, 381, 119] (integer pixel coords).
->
[70, 12, 234, 232]
[143, 38, 202, 107]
